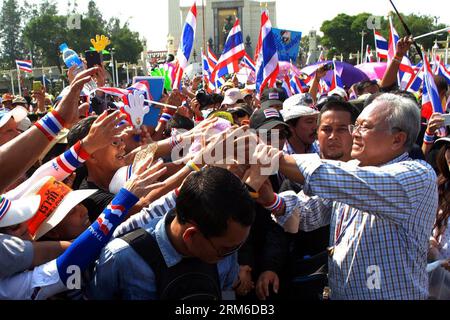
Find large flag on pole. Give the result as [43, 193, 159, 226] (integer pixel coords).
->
[211, 18, 245, 83]
[387, 16, 399, 63]
[15, 60, 33, 73]
[255, 10, 279, 94]
[422, 54, 444, 120]
[173, 1, 197, 90]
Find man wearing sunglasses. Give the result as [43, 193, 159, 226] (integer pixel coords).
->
[87, 167, 255, 300]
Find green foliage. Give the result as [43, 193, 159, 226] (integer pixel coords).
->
[320, 12, 448, 60]
[0, 0, 25, 68]
[1, 0, 144, 69]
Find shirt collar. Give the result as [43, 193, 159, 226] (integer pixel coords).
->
[383, 152, 411, 166]
[154, 211, 183, 268]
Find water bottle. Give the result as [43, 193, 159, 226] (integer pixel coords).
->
[59, 43, 97, 93]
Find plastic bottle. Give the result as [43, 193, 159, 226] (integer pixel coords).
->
[59, 43, 97, 92]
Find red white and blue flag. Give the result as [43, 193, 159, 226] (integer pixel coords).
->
[211, 18, 245, 82]
[374, 30, 388, 60]
[405, 66, 424, 93]
[15, 60, 33, 73]
[202, 46, 225, 93]
[240, 52, 256, 72]
[365, 45, 374, 63]
[436, 57, 450, 85]
[387, 16, 399, 63]
[422, 54, 444, 119]
[255, 10, 279, 94]
[329, 62, 344, 91]
[173, 1, 197, 90]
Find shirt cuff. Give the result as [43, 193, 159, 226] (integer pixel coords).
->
[275, 191, 299, 227]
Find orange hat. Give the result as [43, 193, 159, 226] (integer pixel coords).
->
[2, 93, 13, 102]
[25, 177, 96, 240]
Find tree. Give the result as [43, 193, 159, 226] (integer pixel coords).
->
[0, 0, 25, 68]
[23, 13, 68, 67]
[320, 12, 448, 62]
[107, 18, 144, 64]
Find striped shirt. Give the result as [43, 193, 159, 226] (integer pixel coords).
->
[278, 153, 438, 300]
[113, 190, 177, 238]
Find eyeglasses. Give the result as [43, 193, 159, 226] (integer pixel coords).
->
[348, 124, 402, 135]
[205, 236, 244, 258]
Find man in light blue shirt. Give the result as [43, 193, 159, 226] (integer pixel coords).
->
[87, 167, 255, 300]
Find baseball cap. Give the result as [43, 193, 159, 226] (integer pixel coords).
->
[283, 93, 314, 109]
[260, 88, 286, 109]
[0, 106, 28, 129]
[221, 88, 243, 106]
[229, 103, 253, 117]
[250, 107, 289, 131]
[0, 195, 41, 228]
[23, 176, 97, 240]
[12, 96, 28, 106]
[434, 136, 450, 151]
[328, 87, 348, 100]
[281, 105, 320, 122]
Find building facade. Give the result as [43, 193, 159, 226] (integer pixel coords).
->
[168, 0, 276, 61]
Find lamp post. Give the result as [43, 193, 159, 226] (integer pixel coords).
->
[3, 73, 14, 95]
[360, 30, 366, 65]
[123, 64, 130, 84]
[110, 48, 116, 87]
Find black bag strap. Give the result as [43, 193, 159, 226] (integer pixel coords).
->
[120, 228, 166, 288]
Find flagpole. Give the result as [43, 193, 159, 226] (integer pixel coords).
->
[201, 0, 207, 89]
[17, 66, 22, 96]
[10, 70, 15, 95]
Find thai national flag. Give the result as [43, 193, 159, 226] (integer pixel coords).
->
[405, 66, 424, 93]
[436, 59, 450, 85]
[15, 60, 33, 73]
[240, 52, 256, 72]
[255, 10, 279, 94]
[173, 1, 197, 90]
[365, 45, 374, 63]
[421, 54, 443, 120]
[374, 30, 388, 60]
[211, 18, 245, 82]
[329, 61, 344, 91]
[388, 17, 400, 63]
[202, 46, 225, 93]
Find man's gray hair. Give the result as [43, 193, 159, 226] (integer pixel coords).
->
[373, 93, 420, 151]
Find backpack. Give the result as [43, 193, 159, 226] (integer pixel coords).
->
[120, 227, 221, 300]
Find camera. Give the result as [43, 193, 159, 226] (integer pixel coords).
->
[196, 90, 214, 108]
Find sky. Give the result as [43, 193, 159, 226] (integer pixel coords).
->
[21, 0, 450, 50]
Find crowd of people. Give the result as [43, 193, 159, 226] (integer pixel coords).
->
[0, 35, 450, 301]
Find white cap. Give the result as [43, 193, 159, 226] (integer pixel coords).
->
[283, 93, 314, 109]
[0, 106, 28, 129]
[281, 95, 319, 122]
[17, 117, 32, 132]
[22, 176, 97, 240]
[328, 87, 348, 100]
[221, 88, 243, 106]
